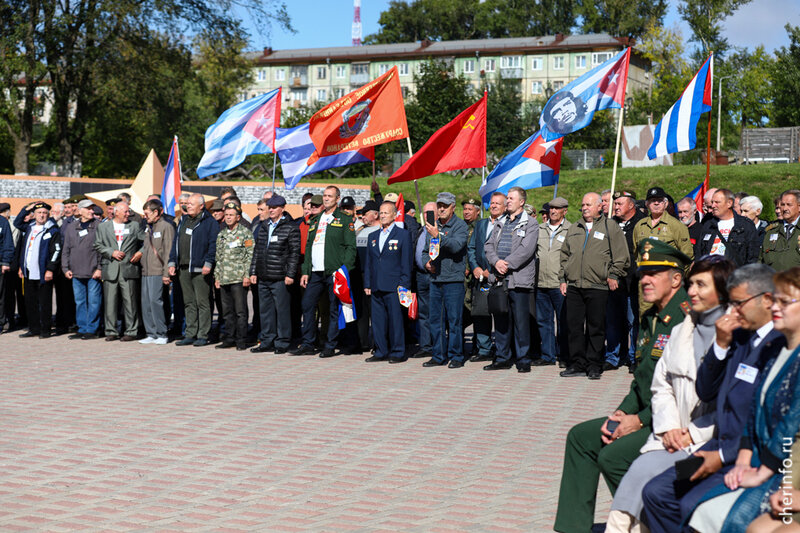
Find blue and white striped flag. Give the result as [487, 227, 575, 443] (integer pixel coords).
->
[276, 123, 373, 190]
[648, 55, 713, 159]
[196, 88, 281, 178]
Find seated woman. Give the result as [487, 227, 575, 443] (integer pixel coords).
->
[747, 437, 800, 532]
[690, 266, 800, 533]
[606, 256, 735, 532]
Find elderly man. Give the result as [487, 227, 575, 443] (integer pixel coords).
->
[421, 192, 469, 369]
[14, 202, 61, 338]
[676, 196, 704, 255]
[250, 194, 300, 354]
[559, 192, 629, 380]
[483, 187, 539, 373]
[555, 240, 690, 533]
[139, 199, 175, 345]
[62, 199, 102, 339]
[697, 188, 760, 266]
[632, 187, 693, 261]
[467, 192, 506, 362]
[760, 189, 800, 271]
[168, 192, 219, 346]
[413, 201, 437, 359]
[94, 201, 143, 341]
[702, 187, 718, 218]
[355, 200, 380, 352]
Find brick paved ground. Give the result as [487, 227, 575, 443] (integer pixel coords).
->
[0, 333, 628, 531]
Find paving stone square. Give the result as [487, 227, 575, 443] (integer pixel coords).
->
[0, 334, 627, 531]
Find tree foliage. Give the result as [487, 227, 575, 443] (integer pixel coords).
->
[678, 0, 752, 58]
[576, 0, 668, 40]
[771, 24, 800, 128]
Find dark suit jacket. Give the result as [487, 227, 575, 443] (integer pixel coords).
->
[364, 225, 412, 293]
[696, 327, 786, 463]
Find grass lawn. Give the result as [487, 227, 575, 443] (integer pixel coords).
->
[333, 162, 800, 222]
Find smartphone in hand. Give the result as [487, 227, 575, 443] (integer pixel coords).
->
[606, 419, 620, 435]
[426, 211, 435, 226]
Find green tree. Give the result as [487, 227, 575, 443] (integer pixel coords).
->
[475, 0, 575, 38]
[482, 75, 525, 156]
[576, 0, 667, 39]
[771, 24, 800, 127]
[678, 0, 751, 57]
[727, 46, 774, 130]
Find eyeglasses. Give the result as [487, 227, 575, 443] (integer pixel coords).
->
[729, 292, 767, 309]
[774, 294, 800, 309]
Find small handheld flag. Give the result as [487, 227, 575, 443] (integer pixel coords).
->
[332, 265, 357, 329]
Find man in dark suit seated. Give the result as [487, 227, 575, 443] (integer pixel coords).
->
[363, 201, 413, 364]
[641, 263, 786, 533]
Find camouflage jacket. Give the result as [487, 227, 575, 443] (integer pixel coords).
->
[214, 224, 254, 285]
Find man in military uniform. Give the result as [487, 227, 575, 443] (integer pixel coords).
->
[632, 187, 694, 261]
[760, 189, 800, 271]
[554, 239, 691, 533]
[461, 196, 481, 357]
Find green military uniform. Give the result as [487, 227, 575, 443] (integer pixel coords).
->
[301, 208, 356, 276]
[632, 212, 694, 261]
[462, 197, 480, 312]
[555, 239, 691, 533]
[214, 224, 254, 286]
[760, 220, 800, 271]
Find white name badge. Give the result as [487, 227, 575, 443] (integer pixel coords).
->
[78, 229, 88, 237]
[185, 228, 193, 235]
[123, 228, 130, 235]
[556, 235, 565, 242]
[703, 234, 712, 241]
[735, 363, 758, 384]
[593, 231, 605, 240]
[651, 236, 659, 241]
[270, 236, 278, 242]
[228, 241, 239, 249]
[43, 233, 51, 240]
[516, 230, 525, 237]
[153, 231, 162, 238]
[771, 234, 779, 241]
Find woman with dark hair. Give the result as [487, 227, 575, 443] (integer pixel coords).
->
[605, 255, 736, 532]
[689, 266, 800, 533]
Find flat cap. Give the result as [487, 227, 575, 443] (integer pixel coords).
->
[436, 192, 456, 206]
[0, 202, 10, 213]
[549, 197, 568, 208]
[31, 201, 51, 211]
[91, 204, 104, 216]
[646, 187, 668, 201]
[462, 196, 481, 207]
[637, 238, 691, 272]
[340, 196, 356, 208]
[384, 192, 399, 203]
[310, 194, 323, 206]
[210, 199, 224, 211]
[357, 200, 379, 215]
[266, 194, 286, 207]
[77, 199, 94, 209]
[539, 202, 550, 214]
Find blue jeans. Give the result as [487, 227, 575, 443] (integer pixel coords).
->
[494, 288, 533, 367]
[536, 287, 565, 363]
[605, 286, 637, 367]
[416, 272, 432, 353]
[429, 281, 465, 363]
[72, 277, 101, 335]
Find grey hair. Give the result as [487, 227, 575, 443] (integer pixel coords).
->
[178, 192, 191, 201]
[726, 263, 776, 294]
[740, 195, 763, 213]
[677, 197, 697, 211]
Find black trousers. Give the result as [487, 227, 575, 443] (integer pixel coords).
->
[24, 276, 53, 334]
[565, 286, 608, 373]
[220, 283, 248, 344]
[54, 270, 75, 331]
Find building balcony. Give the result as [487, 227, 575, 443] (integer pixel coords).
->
[350, 73, 370, 86]
[500, 68, 524, 79]
[291, 76, 308, 87]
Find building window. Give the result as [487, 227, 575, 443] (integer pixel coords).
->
[531, 57, 543, 71]
[379, 64, 390, 75]
[484, 59, 495, 73]
[553, 56, 564, 70]
[593, 52, 614, 65]
[275, 69, 285, 81]
[463, 59, 475, 74]
[256, 69, 266, 81]
[553, 80, 565, 91]
[290, 88, 307, 102]
[398, 63, 409, 76]
[531, 81, 543, 95]
[575, 55, 586, 69]
[336, 65, 346, 78]
[335, 87, 346, 99]
[500, 56, 522, 69]
[401, 86, 409, 98]
[316, 89, 327, 101]
[317, 67, 327, 80]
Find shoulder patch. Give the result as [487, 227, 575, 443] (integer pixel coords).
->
[663, 315, 671, 324]
[680, 301, 691, 315]
[766, 221, 781, 230]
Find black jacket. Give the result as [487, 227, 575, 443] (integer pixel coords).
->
[250, 214, 301, 281]
[697, 213, 760, 266]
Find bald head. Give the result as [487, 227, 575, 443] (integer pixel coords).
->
[581, 192, 603, 222]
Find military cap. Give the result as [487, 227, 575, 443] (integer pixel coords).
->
[646, 187, 668, 201]
[384, 192, 399, 203]
[436, 192, 456, 205]
[64, 194, 86, 205]
[77, 199, 94, 209]
[613, 190, 636, 200]
[462, 196, 481, 207]
[91, 204, 104, 217]
[310, 194, 323, 206]
[266, 194, 286, 207]
[404, 200, 415, 213]
[636, 238, 691, 272]
[105, 198, 119, 207]
[549, 197, 569, 208]
[539, 202, 550, 214]
[340, 196, 356, 209]
[357, 200, 379, 215]
[210, 199, 224, 211]
[31, 201, 51, 211]
[0, 202, 10, 213]
[223, 201, 241, 213]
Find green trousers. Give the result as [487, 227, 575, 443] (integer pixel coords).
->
[103, 277, 139, 337]
[179, 269, 212, 340]
[554, 416, 650, 533]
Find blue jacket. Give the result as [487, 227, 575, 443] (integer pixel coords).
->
[424, 214, 468, 283]
[0, 215, 13, 267]
[696, 327, 785, 463]
[364, 224, 412, 292]
[168, 209, 219, 272]
[13, 208, 61, 283]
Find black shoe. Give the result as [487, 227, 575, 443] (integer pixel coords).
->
[274, 347, 288, 354]
[120, 335, 136, 342]
[193, 338, 209, 347]
[532, 358, 556, 367]
[290, 344, 318, 356]
[175, 337, 196, 346]
[469, 353, 493, 362]
[483, 361, 513, 371]
[517, 364, 531, 373]
[448, 360, 464, 368]
[54, 328, 68, 336]
[250, 343, 273, 353]
[68, 333, 83, 340]
[236, 343, 247, 351]
[560, 367, 586, 377]
[19, 330, 38, 338]
[364, 356, 385, 362]
[81, 333, 98, 340]
[422, 359, 447, 367]
[558, 361, 567, 368]
[629, 365, 636, 374]
[411, 350, 432, 359]
[39, 332, 51, 339]
[388, 357, 406, 364]
[105, 335, 119, 342]
[588, 370, 602, 380]
[603, 362, 619, 371]
[216, 341, 236, 349]
[319, 348, 336, 358]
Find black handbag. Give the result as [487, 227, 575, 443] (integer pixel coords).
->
[471, 281, 490, 317]
[488, 280, 508, 315]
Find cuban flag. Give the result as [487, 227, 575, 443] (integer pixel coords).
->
[276, 123, 374, 190]
[161, 136, 181, 216]
[479, 131, 563, 205]
[648, 55, 713, 159]
[540, 48, 630, 142]
[332, 265, 357, 329]
[196, 88, 282, 178]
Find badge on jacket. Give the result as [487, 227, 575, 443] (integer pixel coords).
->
[429, 237, 440, 260]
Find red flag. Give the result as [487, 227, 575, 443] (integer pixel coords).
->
[388, 94, 487, 184]
[395, 193, 405, 227]
[408, 293, 418, 320]
[308, 67, 408, 163]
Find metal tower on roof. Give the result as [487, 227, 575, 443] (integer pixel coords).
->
[352, 0, 362, 46]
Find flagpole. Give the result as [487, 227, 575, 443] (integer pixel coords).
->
[609, 106, 624, 201]
[271, 153, 277, 193]
[406, 137, 422, 220]
[705, 53, 714, 189]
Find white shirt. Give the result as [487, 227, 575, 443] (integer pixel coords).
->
[25, 224, 45, 280]
[311, 212, 334, 272]
[713, 321, 774, 360]
[113, 222, 125, 249]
